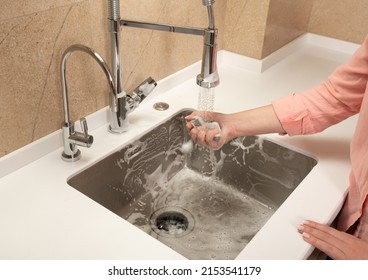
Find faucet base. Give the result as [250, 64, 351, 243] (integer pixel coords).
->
[108, 109, 130, 134]
[62, 149, 81, 162]
[108, 125, 129, 134]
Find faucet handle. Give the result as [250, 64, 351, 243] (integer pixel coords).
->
[66, 118, 94, 149]
[80, 117, 89, 137]
[126, 77, 157, 112]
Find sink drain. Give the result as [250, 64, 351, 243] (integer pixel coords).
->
[150, 206, 195, 238]
[153, 102, 169, 111]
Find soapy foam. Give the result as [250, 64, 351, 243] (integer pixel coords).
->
[180, 140, 193, 154]
[126, 168, 274, 260]
[114, 121, 304, 259]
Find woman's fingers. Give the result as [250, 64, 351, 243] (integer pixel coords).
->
[298, 220, 368, 260]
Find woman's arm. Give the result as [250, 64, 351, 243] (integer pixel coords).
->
[272, 35, 368, 136]
[185, 105, 285, 149]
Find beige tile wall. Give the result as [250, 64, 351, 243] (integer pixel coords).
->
[1, 0, 367, 157]
[222, 0, 313, 59]
[262, 0, 313, 57]
[1, 0, 98, 157]
[223, 0, 270, 59]
[308, 0, 368, 44]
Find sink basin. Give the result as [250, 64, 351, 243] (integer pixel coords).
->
[67, 109, 317, 259]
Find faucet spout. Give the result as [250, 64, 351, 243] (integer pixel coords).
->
[196, 28, 219, 88]
[60, 44, 122, 161]
[197, 0, 219, 88]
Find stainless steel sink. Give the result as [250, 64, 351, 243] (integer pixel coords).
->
[67, 109, 317, 259]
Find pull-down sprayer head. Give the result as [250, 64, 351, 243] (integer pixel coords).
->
[197, 0, 219, 88]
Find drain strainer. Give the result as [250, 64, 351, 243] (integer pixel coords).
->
[150, 206, 195, 238]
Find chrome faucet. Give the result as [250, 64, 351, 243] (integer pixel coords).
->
[108, 0, 219, 90]
[60, 44, 106, 161]
[60, 0, 218, 160]
[60, 44, 156, 161]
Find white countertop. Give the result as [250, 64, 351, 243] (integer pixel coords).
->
[0, 34, 360, 260]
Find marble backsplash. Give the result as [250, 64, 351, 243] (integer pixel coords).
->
[0, 0, 367, 157]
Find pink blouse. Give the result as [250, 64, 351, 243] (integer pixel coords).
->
[272, 35, 368, 240]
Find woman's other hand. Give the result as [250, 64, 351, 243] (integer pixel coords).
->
[298, 220, 368, 260]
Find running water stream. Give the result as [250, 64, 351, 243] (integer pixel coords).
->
[197, 87, 215, 122]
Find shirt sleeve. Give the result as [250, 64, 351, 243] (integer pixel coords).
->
[272, 35, 368, 136]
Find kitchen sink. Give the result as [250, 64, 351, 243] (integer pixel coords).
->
[67, 109, 317, 259]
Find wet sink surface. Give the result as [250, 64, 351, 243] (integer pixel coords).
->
[67, 110, 317, 259]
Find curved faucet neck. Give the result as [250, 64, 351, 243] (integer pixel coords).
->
[60, 44, 118, 124]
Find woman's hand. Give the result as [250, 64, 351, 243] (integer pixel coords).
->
[185, 105, 285, 149]
[298, 220, 368, 259]
[185, 112, 233, 150]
